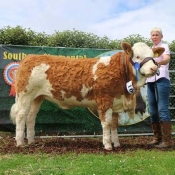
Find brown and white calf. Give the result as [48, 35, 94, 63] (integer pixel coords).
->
[10, 42, 164, 150]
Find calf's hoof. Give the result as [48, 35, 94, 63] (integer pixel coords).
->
[113, 142, 121, 148]
[28, 139, 35, 145]
[104, 147, 112, 151]
[16, 142, 25, 147]
[104, 144, 112, 151]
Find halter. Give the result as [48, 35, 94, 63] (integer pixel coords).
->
[123, 54, 159, 94]
[130, 56, 159, 77]
[140, 57, 157, 68]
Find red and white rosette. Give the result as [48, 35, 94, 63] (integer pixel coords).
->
[3, 62, 19, 96]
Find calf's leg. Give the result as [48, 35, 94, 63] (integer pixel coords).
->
[26, 96, 43, 144]
[99, 109, 113, 150]
[15, 101, 31, 146]
[127, 109, 135, 124]
[111, 113, 120, 147]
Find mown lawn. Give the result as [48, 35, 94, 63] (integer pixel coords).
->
[1, 150, 175, 175]
[1, 132, 175, 175]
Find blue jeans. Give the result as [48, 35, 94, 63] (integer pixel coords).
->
[147, 78, 171, 123]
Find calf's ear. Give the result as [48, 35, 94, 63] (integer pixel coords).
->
[121, 42, 133, 56]
[152, 47, 165, 57]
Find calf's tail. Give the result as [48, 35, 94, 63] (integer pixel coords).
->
[10, 96, 18, 124]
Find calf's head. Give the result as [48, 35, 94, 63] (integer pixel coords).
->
[122, 42, 164, 86]
[121, 42, 164, 88]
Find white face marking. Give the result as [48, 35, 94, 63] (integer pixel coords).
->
[140, 60, 157, 76]
[132, 42, 154, 63]
[92, 56, 111, 80]
[131, 42, 158, 87]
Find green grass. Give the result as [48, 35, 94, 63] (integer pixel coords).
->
[1, 150, 175, 175]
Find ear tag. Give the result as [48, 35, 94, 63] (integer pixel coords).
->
[154, 53, 158, 57]
[126, 81, 136, 94]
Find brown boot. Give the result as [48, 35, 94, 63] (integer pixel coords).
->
[155, 121, 172, 148]
[148, 122, 162, 145]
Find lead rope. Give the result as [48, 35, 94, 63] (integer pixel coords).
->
[152, 46, 159, 107]
[122, 53, 136, 94]
[154, 72, 159, 109]
[122, 53, 129, 82]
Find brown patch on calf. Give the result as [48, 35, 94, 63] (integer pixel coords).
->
[45, 57, 97, 101]
[93, 52, 136, 117]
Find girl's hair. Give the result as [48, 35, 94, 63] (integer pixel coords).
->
[150, 27, 163, 35]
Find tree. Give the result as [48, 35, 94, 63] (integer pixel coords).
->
[169, 41, 175, 52]
[0, 25, 175, 51]
[0, 26, 29, 45]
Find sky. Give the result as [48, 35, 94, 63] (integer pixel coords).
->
[0, 0, 174, 43]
